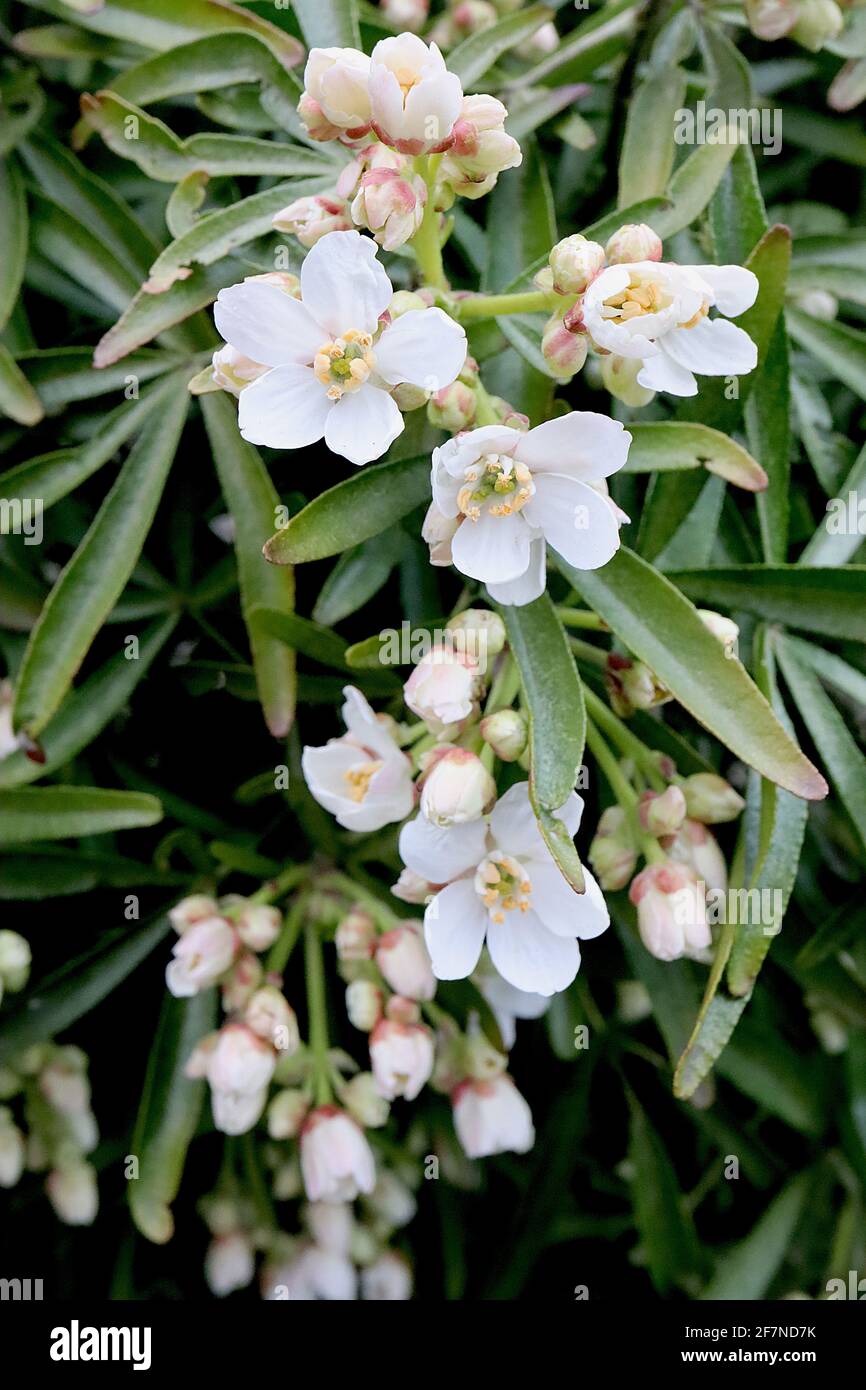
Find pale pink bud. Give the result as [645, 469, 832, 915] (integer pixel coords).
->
[169, 894, 219, 933]
[207, 1023, 276, 1097]
[680, 772, 745, 824]
[427, 379, 477, 431]
[549, 235, 606, 295]
[420, 747, 496, 826]
[235, 903, 282, 952]
[744, 0, 798, 39]
[638, 785, 687, 837]
[244, 987, 299, 1051]
[46, 1161, 98, 1225]
[697, 608, 739, 657]
[205, 1232, 255, 1297]
[445, 608, 506, 667]
[361, 1250, 413, 1300]
[588, 811, 638, 891]
[335, 910, 376, 961]
[542, 315, 588, 380]
[342, 1072, 390, 1128]
[381, 0, 429, 32]
[267, 1088, 309, 1140]
[221, 952, 263, 1012]
[452, 1075, 534, 1158]
[452, 0, 497, 35]
[375, 923, 436, 1001]
[404, 645, 482, 736]
[38, 1051, 90, 1115]
[300, 1105, 377, 1203]
[479, 708, 527, 762]
[629, 862, 711, 963]
[351, 167, 426, 251]
[370, 1019, 435, 1101]
[297, 91, 343, 141]
[604, 223, 663, 265]
[663, 819, 728, 894]
[165, 916, 237, 997]
[273, 194, 352, 247]
[346, 979, 384, 1032]
[392, 867, 438, 904]
[302, 47, 372, 137]
[386, 994, 421, 1024]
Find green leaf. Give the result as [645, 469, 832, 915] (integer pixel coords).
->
[503, 594, 586, 891]
[312, 531, 406, 626]
[0, 344, 44, 426]
[94, 262, 235, 366]
[0, 786, 163, 845]
[13, 346, 182, 410]
[202, 391, 295, 738]
[700, 1172, 812, 1299]
[560, 547, 828, 800]
[781, 106, 866, 167]
[748, 318, 791, 562]
[618, 65, 687, 206]
[513, 0, 638, 89]
[30, 195, 139, 314]
[448, 5, 554, 88]
[484, 136, 555, 292]
[264, 455, 429, 565]
[0, 159, 27, 332]
[293, 0, 360, 48]
[651, 137, 740, 241]
[129, 988, 217, 1244]
[13, 382, 188, 737]
[627, 1093, 704, 1294]
[624, 421, 767, 490]
[787, 305, 866, 402]
[667, 564, 866, 643]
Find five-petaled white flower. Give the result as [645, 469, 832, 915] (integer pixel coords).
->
[426, 413, 631, 606]
[398, 781, 609, 996]
[582, 261, 759, 397]
[369, 33, 463, 155]
[213, 230, 466, 465]
[302, 685, 415, 832]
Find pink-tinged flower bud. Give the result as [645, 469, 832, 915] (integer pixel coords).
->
[381, 0, 429, 31]
[301, 47, 372, 139]
[697, 608, 739, 656]
[205, 1232, 255, 1297]
[38, 1050, 90, 1115]
[165, 916, 237, 997]
[369, 34, 463, 156]
[386, 994, 421, 1024]
[604, 223, 663, 265]
[361, 1250, 413, 1301]
[745, 0, 799, 38]
[207, 1023, 276, 1096]
[606, 655, 671, 715]
[297, 91, 344, 142]
[267, 1088, 309, 1140]
[343, 1072, 391, 1128]
[245, 987, 299, 1052]
[273, 194, 352, 247]
[369, 1019, 435, 1100]
[0, 1111, 25, 1188]
[453, 0, 498, 35]
[221, 952, 263, 1013]
[588, 805, 639, 891]
[375, 923, 436, 1000]
[828, 58, 866, 114]
[438, 93, 522, 197]
[336, 910, 377, 962]
[480, 707, 527, 762]
[389, 289, 432, 318]
[542, 315, 589, 380]
[662, 819, 728, 894]
[211, 344, 267, 397]
[392, 867, 438, 904]
[638, 785, 687, 837]
[600, 352, 656, 407]
[420, 747, 496, 826]
[629, 862, 711, 963]
[184, 1031, 219, 1079]
[680, 772, 745, 824]
[236, 903, 282, 953]
[46, 1160, 98, 1225]
[548, 234, 606, 295]
[244, 270, 302, 297]
[351, 167, 426, 250]
[404, 645, 482, 737]
[346, 979, 384, 1032]
[391, 382, 430, 411]
[445, 608, 506, 668]
[169, 894, 219, 933]
[427, 379, 477, 432]
[452, 1075, 535, 1158]
[422, 501, 460, 566]
[300, 1105, 377, 1203]
[791, 0, 843, 48]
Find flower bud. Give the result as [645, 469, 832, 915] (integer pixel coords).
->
[604, 223, 663, 265]
[452, 1075, 535, 1158]
[361, 1250, 413, 1300]
[370, 1019, 435, 1100]
[38, 1049, 90, 1115]
[629, 862, 710, 962]
[273, 194, 352, 247]
[791, 0, 843, 50]
[542, 314, 589, 380]
[205, 1232, 255, 1297]
[600, 352, 656, 407]
[616, 979, 653, 1024]
[680, 772, 745, 824]
[245, 987, 299, 1052]
[207, 1023, 277, 1097]
[352, 167, 426, 251]
[221, 952, 263, 1013]
[427, 379, 477, 432]
[420, 747, 496, 826]
[391, 381, 430, 411]
[605, 654, 670, 715]
[267, 1088, 310, 1140]
[392, 867, 438, 904]
[385, 994, 421, 1025]
[404, 645, 482, 737]
[244, 271, 302, 297]
[662, 819, 728, 894]
[236, 903, 282, 953]
[346, 979, 384, 1032]
[0, 931, 30, 993]
[479, 707, 527, 762]
[791, 288, 838, 320]
[0, 1110, 25, 1188]
[638, 785, 687, 838]
[438, 93, 522, 197]
[300, 1105, 376, 1203]
[169, 894, 219, 933]
[336, 910, 376, 962]
[529, 20, 560, 55]
[46, 1160, 99, 1225]
[452, 0, 498, 35]
[422, 502, 459, 566]
[165, 916, 237, 997]
[697, 608, 739, 657]
[297, 92, 343, 142]
[588, 804, 639, 891]
[445, 608, 506, 669]
[745, 0, 799, 39]
[462, 1025, 507, 1081]
[211, 344, 267, 397]
[829, 58, 866, 115]
[548, 235, 606, 295]
[375, 923, 436, 1001]
[389, 288, 434, 317]
[381, 0, 429, 31]
[343, 1072, 390, 1128]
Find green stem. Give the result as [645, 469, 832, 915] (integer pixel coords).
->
[456, 289, 558, 322]
[568, 635, 608, 669]
[583, 687, 667, 792]
[250, 862, 309, 906]
[266, 892, 307, 975]
[241, 1130, 277, 1229]
[473, 377, 501, 427]
[304, 918, 333, 1108]
[557, 607, 610, 632]
[315, 870, 399, 929]
[585, 717, 665, 865]
[411, 154, 447, 289]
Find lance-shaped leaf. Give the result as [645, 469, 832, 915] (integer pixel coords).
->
[503, 594, 586, 891]
[264, 456, 430, 565]
[0, 158, 27, 331]
[700, 1172, 812, 1300]
[13, 381, 188, 738]
[202, 392, 296, 738]
[787, 305, 866, 401]
[12, 346, 182, 411]
[313, 531, 406, 626]
[129, 988, 217, 1244]
[798, 441, 866, 567]
[623, 421, 767, 490]
[627, 1092, 704, 1293]
[448, 5, 554, 88]
[559, 547, 827, 800]
[0, 344, 43, 425]
[618, 64, 687, 205]
[667, 564, 865, 643]
[0, 786, 163, 845]
[293, 0, 360, 47]
[512, 0, 638, 88]
[94, 261, 236, 365]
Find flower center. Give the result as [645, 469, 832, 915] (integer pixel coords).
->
[344, 759, 382, 802]
[456, 454, 534, 521]
[394, 65, 421, 100]
[677, 299, 710, 330]
[475, 853, 532, 925]
[314, 329, 375, 401]
[602, 274, 673, 323]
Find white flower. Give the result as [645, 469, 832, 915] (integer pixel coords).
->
[361, 1250, 413, 1300]
[399, 781, 609, 996]
[403, 645, 482, 737]
[369, 33, 463, 155]
[369, 1019, 435, 1101]
[429, 413, 631, 606]
[582, 260, 759, 398]
[165, 916, 237, 997]
[46, 1161, 99, 1226]
[300, 1106, 377, 1203]
[419, 747, 496, 826]
[303, 47, 372, 136]
[452, 1074, 535, 1158]
[628, 862, 711, 963]
[204, 1023, 276, 1136]
[205, 1233, 255, 1297]
[375, 922, 436, 1001]
[214, 231, 466, 465]
[663, 819, 728, 894]
[302, 685, 415, 832]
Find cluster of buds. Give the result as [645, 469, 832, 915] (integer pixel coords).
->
[429, 0, 559, 59]
[165, 891, 283, 999]
[605, 609, 740, 718]
[0, 1043, 99, 1225]
[424, 1012, 535, 1158]
[745, 0, 844, 51]
[426, 352, 528, 433]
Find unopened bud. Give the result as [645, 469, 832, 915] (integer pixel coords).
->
[221, 953, 263, 1012]
[169, 895, 219, 933]
[791, 0, 843, 50]
[697, 608, 739, 656]
[445, 608, 506, 669]
[480, 708, 527, 762]
[273, 194, 352, 247]
[46, 1161, 99, 1226]
[639, 785, 687, 837]
[542, 315, 588, 380]
[236, 903, 282, 953]
[267, 1088, 309, 1139]
[548, 235, 606, 295]
[375, 923, 436, 1001]
[0, 931, 30, 993]
[792, 288, 838, 320]
[629, 862, 710, 963]
[745, 0, 798, 39]
[245, 987, 298, 1051]
[351, 168, 426, 251]
[392, 867, 437, 903]
[381, 0, 429, 31]
[427, 380, 477, 432]
[662, 818, 728, 894]
[600, 352, 656, 407]
[336, 910, 376, 962]
[463, 1026, 507, 1081]
[346, 979, 384, 1032]
[420, 748, 496, 826]
[343, 1071, 391, 1128]
[680, 773, 745, 824]
[604, 223, 663, 265]
[391, 382, 430, 411]
[588, 805, 638, 890]
[297, 91, 343, 142]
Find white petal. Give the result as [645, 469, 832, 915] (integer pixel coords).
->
[375, 309, 467, 391]
[324, 385, 404, 465]
[341, 685, 399, 760]
[515, 412, 632, 481]
[692, 265, 759, 317]
[437, 427, 522, 480]
[488, 781, 545, 857]
[530, 862, 609, 940]
[636, 351, 697, 396]
[424, 880, 488, 980]
[300, 230, 393, 337]
[487, 911, 580, 996]
[399, 813, 487, 883]
[214, 281, 324, 368]
[524, 474, 621, 571]
[237, 365, 330, 449]
[485, 537, 546, 606]
[661, 317, 758, 377]
[450, 510, 534, 584]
